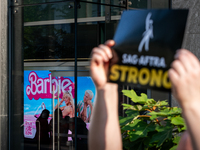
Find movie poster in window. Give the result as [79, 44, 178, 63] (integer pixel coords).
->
[24, 70, 96, 139]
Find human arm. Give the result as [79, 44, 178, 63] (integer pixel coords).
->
[87, 100, 93, 113]
[42, 102, 46, 109]
[54, 99, 64, 110]
[177, 131, 192, 150]
[34, 115, 38, 118]
[62, 106, 71, 117]
[169, 49, 200, 150]
[89, 40, 122, 150]
[87, 100, 93, 122]
[77, 101, 81, 117]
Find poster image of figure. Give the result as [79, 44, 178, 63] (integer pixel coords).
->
[77, 90, 94, 123]
[53, 90, 75, 118]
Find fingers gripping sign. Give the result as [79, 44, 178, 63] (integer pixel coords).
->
[90, 40, 115, 89]
[169, 49, 200, 108]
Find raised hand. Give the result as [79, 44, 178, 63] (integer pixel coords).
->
[90, 40, 115, 89]
[169, 49, 200, 108]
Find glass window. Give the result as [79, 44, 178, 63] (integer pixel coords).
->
[11, 1, 123, 149]
[10, 0, 170, 149]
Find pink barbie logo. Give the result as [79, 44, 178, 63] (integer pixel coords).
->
[26, 71, 75, 100]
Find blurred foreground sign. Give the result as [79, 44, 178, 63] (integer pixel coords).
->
[108, 9, 188, 91]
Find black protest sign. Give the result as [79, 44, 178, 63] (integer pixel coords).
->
[108, 9, 188, 91]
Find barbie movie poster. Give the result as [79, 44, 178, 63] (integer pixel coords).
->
[24, 70, 96, 139]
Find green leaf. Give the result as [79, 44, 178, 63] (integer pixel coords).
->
[142, 105, 151, 110]
[150, 129, 172, 147]
[134, 105, 143, 111]
[143, 131, 158, 146]
[150, 115, 157, 120]
[122, 104, 144, 111]
[148, 111, 169, 117]
[169, 145, 178, 150]
[171, 116, 187, 131]
[156, 120, 173, 132]
[125, 109, 139, 117]
[122, 119, 141, 131]
[171, 107, 182, 113]
[181, 125, 187, 130]
[119, 115, 134, 126]
[171, 116, 185, 126]
[155, 100, 169, 107]
[128, 122, 156, 141]
[177, 126, 186, 132]
[122, 90, 146, 104]
[173, 136, 180, 144]
[122, 103, 135, 109]
[140, 93, 148, 101]
[156, 123, 173, 132]
[146, 98, 156, 103]
[148, 107, 181, 118]
[177, 127, 182, 132]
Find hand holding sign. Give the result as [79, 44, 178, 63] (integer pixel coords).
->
[90, 40, 115, 89]
[169, 49, 200, 108]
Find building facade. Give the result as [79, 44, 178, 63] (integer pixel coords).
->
[0, 0, 198, 149]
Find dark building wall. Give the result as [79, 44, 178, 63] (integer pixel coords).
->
[171, 0, 200, 107]
[173, 0, 200, 58]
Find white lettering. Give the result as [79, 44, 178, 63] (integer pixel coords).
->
[122, 54, 166, 68]
[37, 79, 43, 94]
[52, 79, 58, 94]
[29, 72, 37, 95]
[122, 53, 138, 64]
[62, 79, 72, 93]
[44, 78, 49, 94]
[159, 57, 166, 68]
[26, 72, 74, 97]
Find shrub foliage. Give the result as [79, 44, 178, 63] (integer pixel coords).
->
[119, 90, 186, 150]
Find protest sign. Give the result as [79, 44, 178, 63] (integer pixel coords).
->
[108, 9, 188, 91]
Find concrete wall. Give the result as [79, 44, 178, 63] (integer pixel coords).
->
[171, 0, 200, 107]
[0, 0, 8, 149]
[173, 0, 200, 58]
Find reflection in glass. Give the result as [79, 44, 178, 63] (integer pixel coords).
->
[128, 0, 147, 9]
[24, 2, 122, 60]
[21, 1, 122, 150]
[23, 0, 73, 5]
[24, 3, 74, 22]
[23, 0, 127, 6]
[24, 23, 100, 60]
[24, 24, 75, 59]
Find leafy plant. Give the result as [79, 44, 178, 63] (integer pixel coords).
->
[119, 90, 186, 150]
